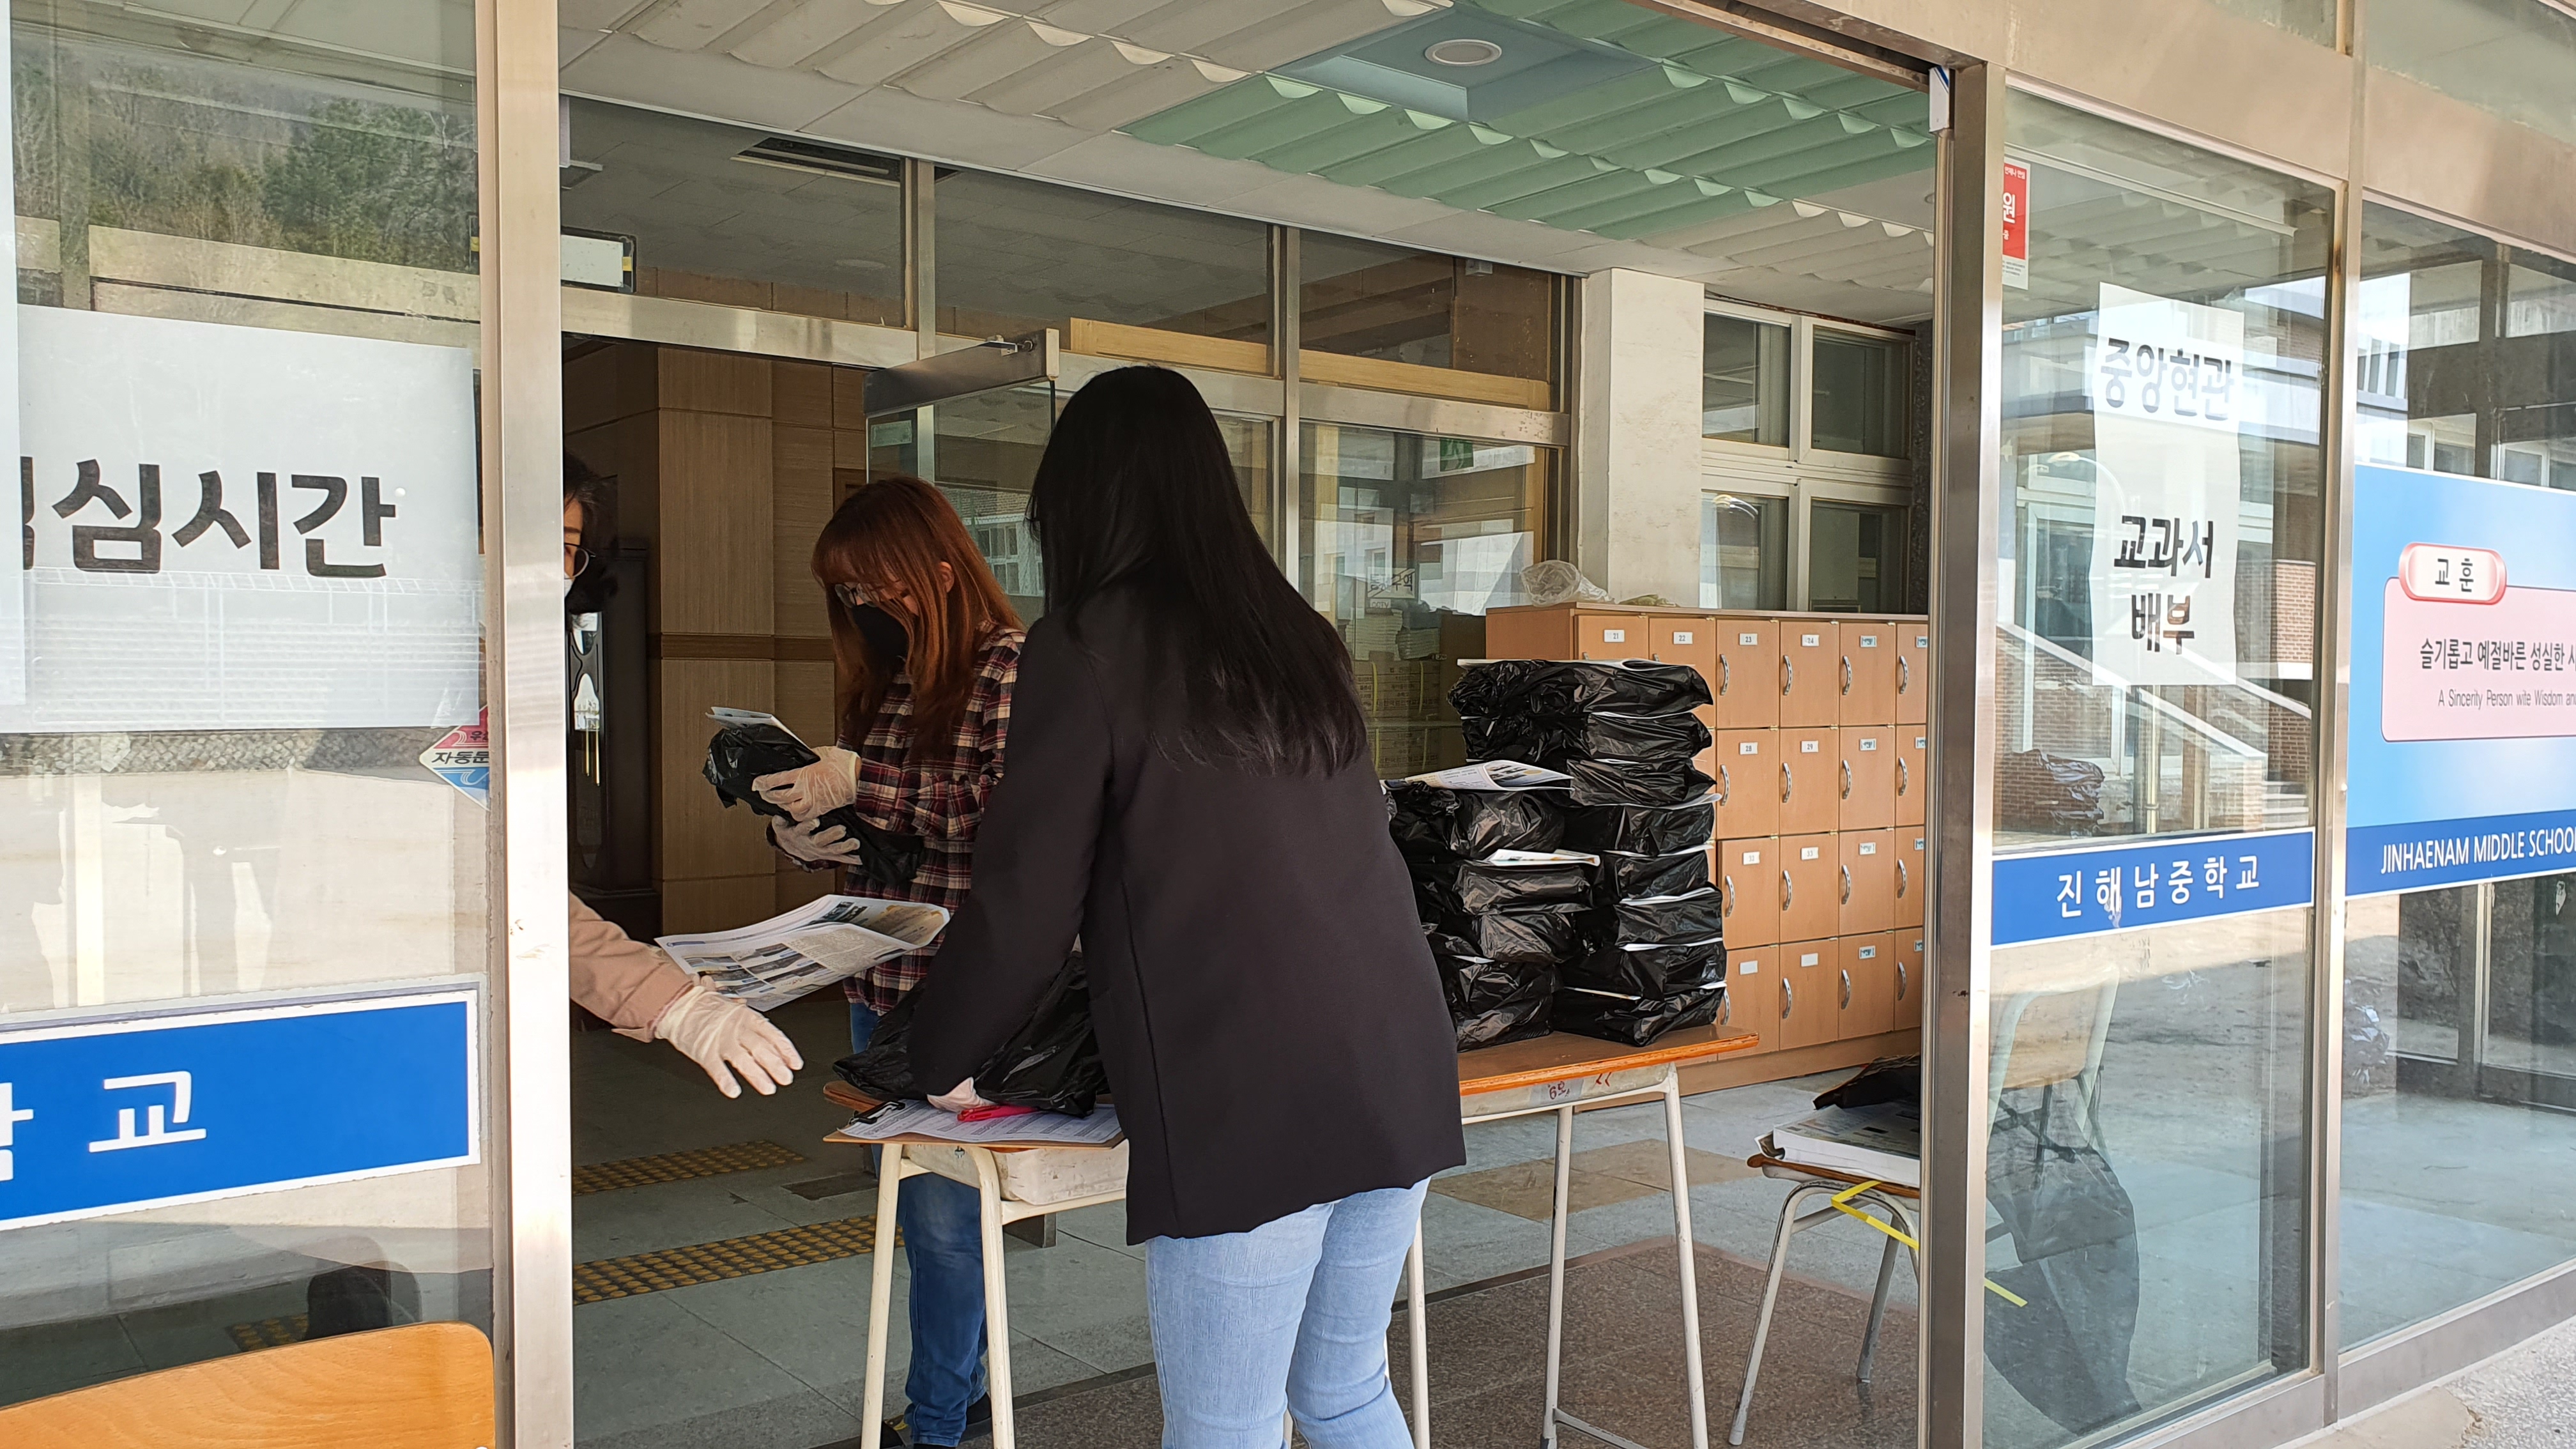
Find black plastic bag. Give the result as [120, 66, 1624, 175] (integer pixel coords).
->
[1430, 860, 1592, 916]
[1563, 800, 1716, 856]
[1596, 849, 1709, 904]
[1429, 931, 1556, 1050]
[1384, 781, 1563, 862]
[1997, 749, 2108, 837]
[1814, 1055, 1920, 1111]
[705, 721, 927, 888]
[1451, 659, 1712, 720]
[1563, 755, 1714, 808]
[1553, 982, 1726, 1046]
[833, 955, 1107, 1116]
[1563, 939, 1726, 997]
[1464, 710, 1711, 767]
[1446, 903, 1591, 965]
[1590, 886, 1727, 947]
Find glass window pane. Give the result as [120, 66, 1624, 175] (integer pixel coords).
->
[1807, 502, 1903, 613]
[1299, 234, 1558, 392]
[936, 170, 1270, 367]
[3, 0, 494, 1407]
[1811, 331, 1910, 457]
[562, 100, 904, 325]
[1701, 494, 1786, 610]
[1301, 422, 1552, 775]
[2367, 0, 2576, 146]
[2205, 0, 2335, 42]
[1994, 92, 2333, 848]
[1703, 314, 1789, 445]
[1987, 912, 2312, 1449]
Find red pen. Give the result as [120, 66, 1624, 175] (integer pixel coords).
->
[956, 1103, 1038, 1123]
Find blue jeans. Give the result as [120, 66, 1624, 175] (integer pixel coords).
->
[852, 1003, 988, 1445]
[1146, 1181, 1429, 1449]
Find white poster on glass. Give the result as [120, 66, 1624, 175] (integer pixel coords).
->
[2086, 282, 2244, 686]
[8, 307, 481, 732]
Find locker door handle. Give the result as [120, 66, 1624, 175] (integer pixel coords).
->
[1896, 758, 1910, 798]
[1898, 654, 1912, 695]
[1840, 761, 1852, 800]
[1781, 977, 1793, 1020]
[1781, 656, 1793, 696]
[1722, 875, 1736, 918]
[1780, 869, 1793, 910]
[1840, 970, 1852, 1010]
[1780, 763, 1793, 803]
[1840, 865, 1853, 905]
[1717, 764, 1731, 806]
[1896, 860, 1909, 899]
[1841, 656, 1853, 695]
[1719, 993, 1733, 1027]
[1719, 654, 1731, 696]
[1895, 962, 1908, 1002]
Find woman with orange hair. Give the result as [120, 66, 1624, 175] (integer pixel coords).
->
[754, 473, 1023, 1449]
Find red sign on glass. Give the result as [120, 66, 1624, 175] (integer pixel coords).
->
[2002, 161, 2029, 289]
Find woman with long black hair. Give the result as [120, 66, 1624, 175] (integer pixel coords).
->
[908, 366, 1464, 1447]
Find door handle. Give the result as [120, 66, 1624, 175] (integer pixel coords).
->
[1780, 762, 1793, 803]
[1840, 864, 1852, 905]
[1719, 654, 1731, 696]
[1781, 868, 1793, 911]
[1781, 656, 1793, 696]
[1895, 962, 1908, 1002]
[1781, 977, 1793, 1020]
[1898, 654, 1912, 695]
[1717, 763, 1731, 806]
[1841, 761, 1852, 800]
[1723, 875, 1736, 917]
[1841, 656, 1853, 695]
[1719, 993, 1733, 1027]
[1896, 757, 1910, 798]
[1840, 969, 1851, 1010]
[1896, 860, 1909, 899]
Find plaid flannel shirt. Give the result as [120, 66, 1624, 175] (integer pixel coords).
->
[837, 626, 1024, 1012]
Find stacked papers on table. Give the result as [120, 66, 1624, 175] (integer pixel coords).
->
[836, 1101, 1123, 1147]
[1763, 1102, 1920, 1188]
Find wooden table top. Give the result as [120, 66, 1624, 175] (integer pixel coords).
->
[1746, 1151, 1921, 1200]
[1455, 1027, 1762, 1098]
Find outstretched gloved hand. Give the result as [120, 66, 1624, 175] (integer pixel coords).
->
[654, 985, 804, 1098]
[755, 745, 859, 821]
[772, 816, 866, 867]
[928, 1078, 995, 1114]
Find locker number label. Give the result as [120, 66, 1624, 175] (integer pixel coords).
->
[1602, 629, 1626, 642]
[1860, 635, 1880, 647]
[1801, 845, 1821, 860]
[1800, 740, 1820, 753]
[1740, 632, 1759, 645]
[1801, 632, 1821, 646]
[1738, 740, 1760, 755]
[1860, 841, 1878, 855]
[1671, 631, 1694, 645]
[1860, 738, 1878, 751]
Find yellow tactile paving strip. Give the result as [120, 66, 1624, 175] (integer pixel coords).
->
[572, 1215, 892, 1304]
[571, 1139, 807, 1195]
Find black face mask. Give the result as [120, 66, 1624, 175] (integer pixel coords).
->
[851, 602, 910, 667]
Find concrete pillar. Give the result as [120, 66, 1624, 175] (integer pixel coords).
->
[1575, 268, 1705, 607]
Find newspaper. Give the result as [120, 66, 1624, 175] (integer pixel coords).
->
[656, 895, 948, 1012]
[1402, 760, 1571, 790]
[834, 1101, 1124, 1147]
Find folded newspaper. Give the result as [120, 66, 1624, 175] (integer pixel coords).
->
[656, 895, 947, 1012]
[1761, 1101, 1922, 1188]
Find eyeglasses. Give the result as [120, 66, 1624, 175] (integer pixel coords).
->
[834, 579, 908, 609]
[564, 544, 594, 576]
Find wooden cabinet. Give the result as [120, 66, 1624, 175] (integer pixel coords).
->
[1896, 830, 1926, 928]
[1894, 727, 1928, 827]
[1779, 726, 1838, 836]
[1894, 930, 1924, 1033]
[1838, 933, 1903, 1038]
[1577, 611, 1648, 662]
[1718, 838, 1782, 948]
[1837, 726, 1896, 831]
[1836, 621, 1897, 726]
[1780, 941, 1839, 1049]
[1779, 621, 1837, 727]
[1712, 618, 1779, 729]
[1484, 606, 1650, 664]
[1713, 730, 1779, 842]
[1838, 829, 1897, 935]
[1780, 834, 1838, 942]
[1719, 946, 1779, 1055]
[1894, 621, 1931, 725]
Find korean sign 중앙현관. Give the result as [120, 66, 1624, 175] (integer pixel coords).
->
[2085, 284, 2244, 688]
[4, 307, 480, 733]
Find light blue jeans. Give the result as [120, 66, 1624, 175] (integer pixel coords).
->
[1146, 1181, 1429, 1449]
[851, 1002, 987, 1445]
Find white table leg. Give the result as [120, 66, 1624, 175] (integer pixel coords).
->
[1407, 1220, 1430, 1449]
[1662, 1075, 1710, 1449]
[1542, 1103, 1575, 1449]
[970, 1148, 1016, 1449]
[859, 1146, 904, 1449]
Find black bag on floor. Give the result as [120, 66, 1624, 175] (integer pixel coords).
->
[833, 955, 1107, 1116]
[1563, 939, 1727, 998]
[1451, 659, 1711, 720]
[1553, 983, 1726, 1047]
[1385, 781, 1564, 862]
[705, 720, 926, 888]
[1464, 710, 1711, 767]
[1595, 849, 1710, 905]
[1562, 800, 1717, 857]
[1447, 903, 1591, 966]
[1429, 932, 1556, 1050]
[1563, 755, 1714, 808]
[1588, 887, 1727, 947]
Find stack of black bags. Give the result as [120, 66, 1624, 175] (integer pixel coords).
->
[1453, 661, 1729, 1046]
[1388, 779, 1575, 1050]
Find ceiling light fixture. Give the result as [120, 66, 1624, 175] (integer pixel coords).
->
[1423, 38, 1503, 67]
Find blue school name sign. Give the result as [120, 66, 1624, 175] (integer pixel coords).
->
[1993, 829, 2314, 946]
[0, 990, 478, 1231]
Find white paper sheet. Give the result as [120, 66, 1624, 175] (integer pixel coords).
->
[1402, 760, 1570, 790]
[837, 1101, 1124, 1147]
[656, 894, 947, 1012]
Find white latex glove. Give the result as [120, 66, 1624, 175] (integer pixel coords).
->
[755, 746, 859, 821]
[653, 986, 804, 1098]
[928, 1078, 996, 1114]
[772, 816, 865, 867]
